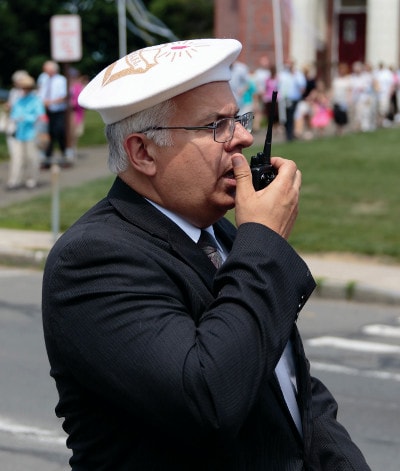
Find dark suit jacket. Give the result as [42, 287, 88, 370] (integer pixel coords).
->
[42, 177, 370, 470]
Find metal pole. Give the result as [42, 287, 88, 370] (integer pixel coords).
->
[118, 0, 127, 57]
[51, 163, 60, 243]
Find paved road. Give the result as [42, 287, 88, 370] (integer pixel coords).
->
[1, 268, 400, 470]
[300, 297, 400, 470]
[0, 267, 69, 471]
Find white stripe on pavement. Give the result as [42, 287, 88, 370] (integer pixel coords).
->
[306, 336, 400, 354]
[0, 416, 66, 445]
[311, 361, 400, 383]
[362, 324, 400, 338]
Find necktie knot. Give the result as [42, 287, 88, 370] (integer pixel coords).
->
[197, 230, 223, 269]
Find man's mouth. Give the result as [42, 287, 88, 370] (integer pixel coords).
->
[223, 169, 235, 179]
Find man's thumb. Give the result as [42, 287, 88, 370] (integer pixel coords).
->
[232, 155, 252, 192]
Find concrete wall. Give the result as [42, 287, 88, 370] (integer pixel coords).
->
[366, 0, 400, 67]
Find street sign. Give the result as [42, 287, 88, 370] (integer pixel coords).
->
[50, 15, 82, 62]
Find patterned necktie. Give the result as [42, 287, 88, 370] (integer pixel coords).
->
[198, 230, 223, 269]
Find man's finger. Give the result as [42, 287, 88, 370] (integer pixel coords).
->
[232, 154, 253, 195]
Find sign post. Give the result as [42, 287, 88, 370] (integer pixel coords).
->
[49, 15, 82, 242]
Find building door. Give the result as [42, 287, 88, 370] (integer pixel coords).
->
[338, 13, 366, 67]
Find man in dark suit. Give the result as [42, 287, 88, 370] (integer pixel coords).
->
[42, 39, 371, 470]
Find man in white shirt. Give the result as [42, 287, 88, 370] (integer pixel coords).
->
[374, 62, 396, 127]
[38, 60, 69, 167]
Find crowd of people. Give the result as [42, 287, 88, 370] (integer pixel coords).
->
[230, 56, 400, 142]
[2, 55, 399, 191]
[0, 61, 87, 191]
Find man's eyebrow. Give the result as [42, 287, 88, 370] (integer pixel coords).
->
[202, 109, 240, 122]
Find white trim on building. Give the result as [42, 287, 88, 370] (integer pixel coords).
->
[366, 0, 400, 67]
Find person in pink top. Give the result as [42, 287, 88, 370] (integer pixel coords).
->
[69, 68, 87, 158]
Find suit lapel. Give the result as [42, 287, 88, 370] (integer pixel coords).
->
[214, 217, 236, 252]
[106, 177, 234, 288]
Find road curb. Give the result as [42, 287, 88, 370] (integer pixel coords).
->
[0, 249, 47, 269]
[312, 278, 400, 306]
[2, 248, 399, 307]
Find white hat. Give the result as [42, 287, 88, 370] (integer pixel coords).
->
[18, 75, 36, 89]
[78, 38, 242, 124]
[11, 70, 29, 85]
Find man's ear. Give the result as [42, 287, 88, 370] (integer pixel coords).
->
[124, 134, 156, 176]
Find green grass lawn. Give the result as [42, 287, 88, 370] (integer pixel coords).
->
[1, 123, 399, 261]
[273, 129, 400, 260]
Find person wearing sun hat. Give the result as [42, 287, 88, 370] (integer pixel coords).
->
[6, 74, 45, 190]
[42, 38, 370, 470]
[2, 71, 29, 183]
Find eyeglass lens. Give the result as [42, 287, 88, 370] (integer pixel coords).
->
[240, 113, 253, 132]
[214, 113, 253, 143]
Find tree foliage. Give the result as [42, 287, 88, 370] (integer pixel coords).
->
[0, 0, 214, 87]
[148, 0, 213, 40]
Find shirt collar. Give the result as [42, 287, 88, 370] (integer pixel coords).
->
[147, 199, 226, 259]
[147, 199, 216, 243]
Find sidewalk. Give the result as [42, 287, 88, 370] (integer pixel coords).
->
[0, 144, 399, 306]
[0, 145, 110, 208]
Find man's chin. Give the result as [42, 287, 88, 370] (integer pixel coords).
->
[223, 193, 236, 210]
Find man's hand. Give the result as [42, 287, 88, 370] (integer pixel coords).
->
[232, 154, 301, 239]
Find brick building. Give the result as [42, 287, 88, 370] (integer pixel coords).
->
[214, 0, 400, 84]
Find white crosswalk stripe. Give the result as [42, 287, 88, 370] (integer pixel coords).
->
[306, 335, 400, 353]
[0, 416, 66, 445]
[306, 317, 400, 384]
[310, 361, 400, 382]
[362, 324, 400, 338]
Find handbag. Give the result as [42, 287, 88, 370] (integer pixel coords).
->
[0, 111, 16, 135]
[0, 111, 8, 132]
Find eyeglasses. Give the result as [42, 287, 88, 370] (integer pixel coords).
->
[140, 112, 254, 143]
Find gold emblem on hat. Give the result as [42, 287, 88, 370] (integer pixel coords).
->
[101, 41, 209, 87]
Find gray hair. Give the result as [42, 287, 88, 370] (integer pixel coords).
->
[105, 99, 176, 174]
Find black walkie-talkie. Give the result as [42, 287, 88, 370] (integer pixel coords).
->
[250, 90, 278, 190]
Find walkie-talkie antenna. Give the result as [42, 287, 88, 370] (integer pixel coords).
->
[249, 90, 278, 190]
[263, 90, 278, 161]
